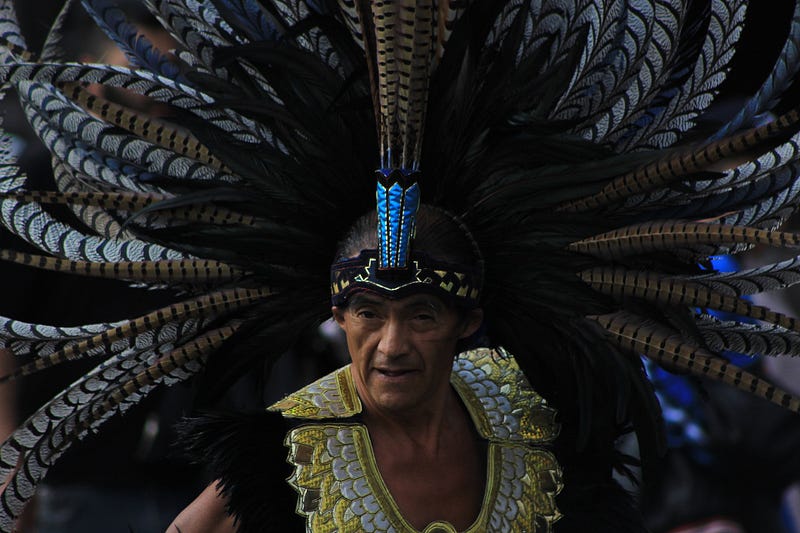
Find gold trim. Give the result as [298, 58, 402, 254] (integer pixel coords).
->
[268, 366, 362, 419]
[284, 424, 561, 532]
[278, 348, 563, 531]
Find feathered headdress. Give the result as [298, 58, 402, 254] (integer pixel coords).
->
[0, 0, 797, 529]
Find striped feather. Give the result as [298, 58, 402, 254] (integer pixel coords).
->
[62, 82, 229, 172]
[579, 267, 800, 333]
[0, 250, 245, 284]
[0, 316, 204, 361]
[568, 220, 800, 259]
[0, 176, 189, 262]
[590, 311, 800, 412]
[29, 110, 169, 194]
[717, 163, 800, 230]
[20, 81, 237, 185]
[0, 322, 234, 531]
[619, 132, 800, 215]
[0, 62, 274, 145]
[370, 0, 436, 169]
[0, 287, 268, 382]
[51, 158, 134, 239]
[0, 188, 257, 227]
[559, 105, 800, 213]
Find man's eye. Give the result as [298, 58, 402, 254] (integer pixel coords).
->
[356, 310, 378, 319]
[414, 313, 435, 321]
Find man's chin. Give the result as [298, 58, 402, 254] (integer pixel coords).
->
[371, 390, 425, 416]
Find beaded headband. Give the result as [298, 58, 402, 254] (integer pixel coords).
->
[330, 250, 482, 308]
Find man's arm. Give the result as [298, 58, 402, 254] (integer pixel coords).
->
[168, 482, 237, 533]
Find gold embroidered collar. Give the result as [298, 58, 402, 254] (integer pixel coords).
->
[269, 347, 563, 532]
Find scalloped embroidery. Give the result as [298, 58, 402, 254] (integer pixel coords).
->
[272, 348, 563, 532]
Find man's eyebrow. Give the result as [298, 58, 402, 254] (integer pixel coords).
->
[403, 296, 443, 310]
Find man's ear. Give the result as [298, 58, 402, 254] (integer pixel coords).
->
[331, 306, 346, 329]
[459, 308, 483, 339]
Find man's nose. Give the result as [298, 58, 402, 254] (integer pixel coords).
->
[378, 317, 409, 357]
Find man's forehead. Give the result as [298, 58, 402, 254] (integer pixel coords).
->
[348, 292, 446, 309]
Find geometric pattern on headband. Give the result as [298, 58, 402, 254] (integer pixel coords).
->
[330, 250, 481, 307]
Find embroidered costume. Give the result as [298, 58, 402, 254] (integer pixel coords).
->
[0, 1, 797, 532]
[269, 348, 562, 533]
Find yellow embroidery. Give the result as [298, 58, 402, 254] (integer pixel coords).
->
[272, 348, 563, 532]
[450, 347, 560, 443]
[269, 366, 361, 419]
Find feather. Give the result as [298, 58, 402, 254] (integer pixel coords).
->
[712, 0, 800, 139]
[0, 177, 188, 262]
[0, 2, 26, 66]
[576, 0, 682, 141]
[0, 287, 268, 382]
[62, 82, 229, 172]
[0, 250, 245, 284]
[211, 0, 282, 42]
[579, 267, 800, 332]
[697, 314, 800, 357]
[80, 0, 185, 80]
[40, 0, 82, 62]
[568, 220, 800, 260]
[50, 158, 137, 239]
[617, 0, 747, 150]
[0, 61, 274, 145]
[550, 0, 627, 122]
[1, 3, 800, 530]
[0, 322, 235, 531]
[559, 105, 800, 213]
[590, 311, 800, 412]
[19, 81, 237, 185]
[690, 256, 800, 297]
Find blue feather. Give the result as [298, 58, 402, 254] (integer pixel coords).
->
[80, 0, 185, 82]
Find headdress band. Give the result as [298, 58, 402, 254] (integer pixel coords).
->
[331, 250, 481, 307]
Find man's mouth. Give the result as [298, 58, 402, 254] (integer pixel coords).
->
[376, 369, 416, 377]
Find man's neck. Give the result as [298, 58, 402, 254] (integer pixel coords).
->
[362, 386, 486, 531]
[361, 387, 462, 456]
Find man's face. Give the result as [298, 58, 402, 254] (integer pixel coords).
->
[332, 292, 482, 418]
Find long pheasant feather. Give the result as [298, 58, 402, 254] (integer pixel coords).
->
[590, 311, 800, 412]
[0, 287, 268, 381]
[579, 267, 800, 332]
[559, 105, 800, 212]
[0, 250, 245, 283]
[568, 220, 800, 259]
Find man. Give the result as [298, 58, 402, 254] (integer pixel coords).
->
[1, 2, 798, 532]
[170, 207, 563, 532]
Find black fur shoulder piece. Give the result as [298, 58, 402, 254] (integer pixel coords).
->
[176, 412, 304, 533]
